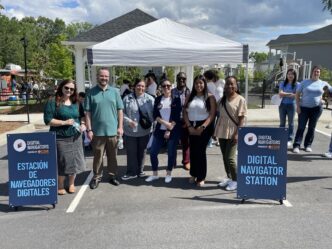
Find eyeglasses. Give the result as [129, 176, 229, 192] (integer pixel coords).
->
[178, 77, 186, 81]
[64, 86, 75, 92]
[162, 85, 172, 89]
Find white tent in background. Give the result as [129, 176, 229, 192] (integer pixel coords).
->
[87, 17, 249, 99]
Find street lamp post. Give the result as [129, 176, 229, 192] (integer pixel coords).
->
[20, 36, 30, 124]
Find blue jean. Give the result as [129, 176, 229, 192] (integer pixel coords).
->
[279, 103, 295, 141]
[150, 128, 180, 172]
[293, 105, 323, 148]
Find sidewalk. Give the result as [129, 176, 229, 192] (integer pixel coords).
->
[0, 106, 331, 146]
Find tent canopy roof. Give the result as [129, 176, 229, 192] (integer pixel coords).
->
[88, 18, 247, 66]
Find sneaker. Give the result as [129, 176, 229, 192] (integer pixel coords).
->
[293, 147, 300, 153]
[287, 141, 292, 147]
[138, 172, 146, 177]
[109, 177, 120, 186]
[145, 175, 159, 182]
[305, 147, 312, 152]
[165, 175, 172, 183]
[225, 181, 237, 191]
[323, 152, 332, 158]
[218, 178, 232, 188]
[121, 175, 137, 181]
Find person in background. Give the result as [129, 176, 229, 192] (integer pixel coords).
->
[120, 79, 131, 96]
[11, 75, 17, 95]
[204, 70, 219, 148]
[43, 79, 86, 195]
[293, 65, 332, 153]
[183, 75, 216, 187]
[278, 69, 300, 147]
[85, 68, 124, 189]
[145, 72, 157, 97]
[171, 72, 191, 170]
[78, 92, 91, 149]
[121, 79, 154, 180]
[214, 76, 246, 191]
[146, 80, 182, 183]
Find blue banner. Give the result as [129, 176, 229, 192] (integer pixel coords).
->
[237, 127, 287, 200]
[7, 132, 57, 207]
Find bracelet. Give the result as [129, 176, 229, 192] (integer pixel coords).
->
[86, 129, 92, 132]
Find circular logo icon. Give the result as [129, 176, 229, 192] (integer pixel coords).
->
[244, 133, 257, 146]
[13, 139, 26, 152]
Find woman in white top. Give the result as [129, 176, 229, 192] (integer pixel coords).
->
[183, 75, 216, 186]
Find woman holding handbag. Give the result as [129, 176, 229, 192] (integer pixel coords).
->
[214, 76, 247, 191]
[146, 80, 182, 183]
[121, 79, 154, 180]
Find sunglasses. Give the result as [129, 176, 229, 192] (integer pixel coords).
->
[64, 86, 75, 92]
[162, 85, 172, 89]
[178, 77, 186, 81]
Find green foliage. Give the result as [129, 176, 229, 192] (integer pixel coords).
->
[322, 0, 332, 13]
[249, 51, 268, 63]
[320, 67, 332, 83]
[164, 67, 175, 82]
[114, 67, 141, 85]
[0, 14, 93, 79]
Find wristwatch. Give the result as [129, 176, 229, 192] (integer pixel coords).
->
[86, 129, 92, 132]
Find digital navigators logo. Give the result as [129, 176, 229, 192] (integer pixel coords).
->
[244, 133, 257, 146]
[13, 139, 26, 152]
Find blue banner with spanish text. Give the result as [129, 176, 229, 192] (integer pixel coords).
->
[7, 132, 57, 207]
[237, 127, 287, 200]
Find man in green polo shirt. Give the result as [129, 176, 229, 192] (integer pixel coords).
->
[85, 68, 124, 189]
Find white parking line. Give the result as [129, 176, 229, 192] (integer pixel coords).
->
[66, 171, 93, 213]
[315, 128, 331, 137]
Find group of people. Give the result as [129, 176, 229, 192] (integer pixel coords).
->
[43, 65, 332, 196]
[44, 67, 246, 195]
[278, 65, 332, 157]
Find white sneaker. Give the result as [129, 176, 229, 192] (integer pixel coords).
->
[145, 175, 159, 182]
[323, 152, 332, 158]
[305, 147, 312, 152]
[287, 141, 292, 147]
[226, 181, 237, 191]
[165, 175, 172, 183]
[218, 178, 232, 187]
[293, 147, 300, 153]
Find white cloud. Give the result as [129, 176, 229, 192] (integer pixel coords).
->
[2, 0, 332, 51]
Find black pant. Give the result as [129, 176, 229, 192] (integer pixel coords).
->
[189, 120, 213, 182]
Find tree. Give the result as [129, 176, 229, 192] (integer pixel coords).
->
[322, 0, 332, 13]
[249, 52, 268, 64]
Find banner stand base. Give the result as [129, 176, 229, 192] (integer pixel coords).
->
[9, 203, 56, 211]
[240, 198, 284, 205]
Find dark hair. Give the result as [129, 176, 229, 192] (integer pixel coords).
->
[134, 78, 145, 87]
[311, 65, 322, 78]
[176, 72, 186, 79]
[55, 79, 78, 106]
[123, 79, 131, 84]
[220, 76, 240, 107]
[185, 75, 211, 111]
[284, 68, 297, 89]
[203, 70, 218, 82]
[145, 72, 156, 82]
[78, 92, 86, 98]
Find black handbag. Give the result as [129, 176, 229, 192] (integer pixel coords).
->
[134, 94, 152, 130]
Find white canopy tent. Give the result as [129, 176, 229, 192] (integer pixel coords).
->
[87, 17, 249, 99]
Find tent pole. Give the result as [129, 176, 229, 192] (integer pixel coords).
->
[245, 58, 249, 106]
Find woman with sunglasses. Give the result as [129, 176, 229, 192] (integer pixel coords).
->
[183, 75, 216, 186]
[43, 79, 86, 195]
[146, 80, 182, 183]
[121, 79, 154, 180]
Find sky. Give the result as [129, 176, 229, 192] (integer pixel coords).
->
[2, 0, 332, 52]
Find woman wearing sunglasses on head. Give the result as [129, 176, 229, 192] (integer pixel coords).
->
[43, 79, 86, 195]
[146, 80, 182, 183]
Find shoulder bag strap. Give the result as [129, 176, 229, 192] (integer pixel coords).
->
[223, 102, 239, 127]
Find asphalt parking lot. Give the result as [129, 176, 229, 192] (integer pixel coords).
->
[0, 121, 331, 249]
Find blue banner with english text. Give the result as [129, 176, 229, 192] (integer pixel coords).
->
[237, 127, 287, 200]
